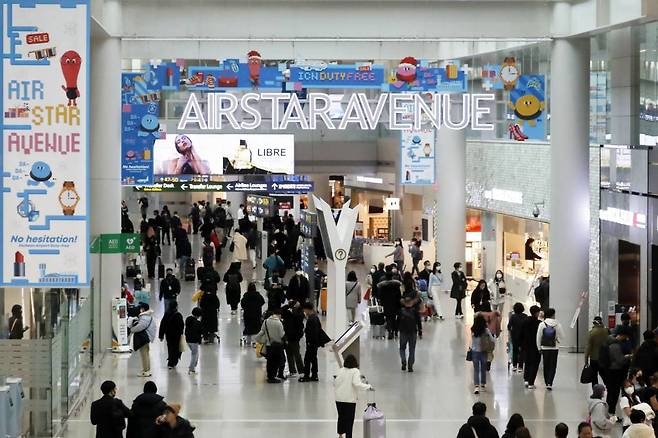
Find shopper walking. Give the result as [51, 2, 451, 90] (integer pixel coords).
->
[175, 233, 192, 280]
[386, 238, 405, 272]
[158, 302, 184, 369]
[333, 354, 372, 438]
[143, 226, 160, 279]
[159, 268, 181, 312]
[588, 384, 618, 438]
[633, 330, 658, 383]
[378, 271, 402, 339]
[521, 305, 542, 389]
[456, 402, 500, 438]
[299, 303, 330, 382]
[536, 308, 565, 390]
[184, 308, 202, 374]
[240, 282, 265, 346]
[501, 414, 525, 438]
[345, 271, 361, 323]
[131, 303, 156, 377]
[399, 296, 419, 372]
[223, 261, 243, 315]
[255, 308, 285, 383]
[287, 269, 310, 304]
[246, 223, 259, 269]
[198, 277, 220, 343]
[428, 262, 444, 319]
[585, 316, 610, 387]
[90, 380, 131, 438]
[471, 280, 492, 313]
[471, 313, 495, 394]
[451, 262, 467, 319]
[409, 238, 422, 275]
[8, 304, 29, 339]
[508, 303, 528, 373]
[603, 332, 632, 413]
[126, 381, 166, 438]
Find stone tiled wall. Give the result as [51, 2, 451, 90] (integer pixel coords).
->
[464, 139, 601, 320]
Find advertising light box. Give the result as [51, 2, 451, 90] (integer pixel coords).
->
[153, 134, 294, 177]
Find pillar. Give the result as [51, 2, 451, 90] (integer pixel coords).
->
[90, 34, 122, 354]
[436, 122, 466, 270]
[550, 38, 590, 350]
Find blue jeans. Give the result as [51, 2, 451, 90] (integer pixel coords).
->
[472, 350, 488, 385]
[177, 256, 189, 279]
[188, 342, 199, 371]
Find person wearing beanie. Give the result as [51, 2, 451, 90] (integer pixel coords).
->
[588, 384, 618, 438]
[127, 381, 167, 438]
[155, 403, 196, 437]
[585, 316, 610, 387]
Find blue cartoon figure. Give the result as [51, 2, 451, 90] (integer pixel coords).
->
[27, 161, 55, 187]
[138, 103, 160, 138]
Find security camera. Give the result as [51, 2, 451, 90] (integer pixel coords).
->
[532, 201, 545, 218]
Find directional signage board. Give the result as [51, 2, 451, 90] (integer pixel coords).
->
[133, 181, 314, 194]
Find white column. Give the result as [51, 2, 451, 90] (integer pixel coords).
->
[550, 38, 590, 350]
[90, 35, 122, 353]
[436, 125, 466, 270]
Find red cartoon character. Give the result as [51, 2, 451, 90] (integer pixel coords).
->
[60, 50, 81, 106]
[247, 50, 262, 87]
[395, 56, 418, 88]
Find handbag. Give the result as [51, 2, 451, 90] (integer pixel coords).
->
[179, 336, 187, 352]
[264, 320, 283, 349]
[192, 290, 204, 302]
[363, 287, 371, 302]
[580, 363, 594, 384]
[132, 317, 152, 351]
[481, 333, 496, 353]
[466, 348, 473, 362]
[255, 342, 266, 358]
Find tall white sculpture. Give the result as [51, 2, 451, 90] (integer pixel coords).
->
[312, 195, 359, 339]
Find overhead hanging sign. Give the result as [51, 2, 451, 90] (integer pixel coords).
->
[153, 134, 294, 177]
[400, 128, 435, 185]
[1, 0, 90, 287]
[288, 63, 385, 89]
[133, 180, 314, 194]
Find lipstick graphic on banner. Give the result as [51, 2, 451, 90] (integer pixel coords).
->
[14, 251, 26, 277]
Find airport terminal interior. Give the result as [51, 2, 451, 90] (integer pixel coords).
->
[3, 0, 658, 437]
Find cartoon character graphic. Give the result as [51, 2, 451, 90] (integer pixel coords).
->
[247, 50, 262, 87]
[138, 103, 160, 138]
[394, 56, 418, 88]
[28, 161, 54, 187]
[60, 50, 81, 106]
[508, 87, 544, 127]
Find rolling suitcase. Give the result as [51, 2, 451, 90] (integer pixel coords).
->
[184, 259, 195, 281]
[363, 395, 385, 438]
[157, 257, 165, 279]
[368, 299, 386, 339]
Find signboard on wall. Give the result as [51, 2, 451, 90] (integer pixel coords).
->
[400, 129, 435, 185]
[508, 75, 546, 141]
[153, 134, 294, 177]
[1, 0, 90, 286]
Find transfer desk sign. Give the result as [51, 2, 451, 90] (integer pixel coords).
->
[1, 0, 90, 286]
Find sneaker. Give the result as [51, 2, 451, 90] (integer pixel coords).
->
[139, 371, 152, 377]
[401, 363, 407, 371]
[168, 366, 174, 370]
[527, 385, 536, 390]
[474, 386, 480, 394]
[188, 369, 196, 375]
[287, 373, 297, 379]
[439, 315, 445, 320]
[408, 366, 414, 373]
[511, 367, 517, 372]
[546, 385, 553, 391]
[298, 376, 311, 383]
[480, 384, 486, 392]
[309, 376, 319, 382]
[231, 310, 236, 315]
[524, 381, 529, 388]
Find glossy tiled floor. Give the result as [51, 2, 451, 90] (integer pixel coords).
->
[64, 235, 592, 438]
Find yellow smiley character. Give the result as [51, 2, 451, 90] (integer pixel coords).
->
[508, 93, 545, 126]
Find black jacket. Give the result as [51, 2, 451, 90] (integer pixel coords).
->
[470, 287, 491, 312]
[520, 316, 541, 355]
[450, 270, 467, 299]
[241, 290, 265, 336]
[175, 238, 192, 259]
[199, 292, 220, 333]
[456, 415, 500, 438]
[304, 313, 323, 347]
[159, 276, 181, 301]
[199, 268, 220, 293]
[159, 311, 184, 342]
[126, 392, 166, 438]
[287, 274, 310, 303]
[378, 279, 402, 313]
[507, 313, 528, 345]
[633, 340, 658, 377]
[184, 316, 203, 344]
[223, 263, 243, 306]
[155, 416, 196, 438]
[90, 395, 131, 438]
[281, 305, 305, 343]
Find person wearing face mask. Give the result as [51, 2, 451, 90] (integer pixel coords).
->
[378, 270, 403, 339]
[313, 263, 326, 308]
[90, 380, 131, 438]
[619, 379, 642, 432]
[428, 262, 444, 320]
[159, 268, 181, 313]
[345, 271, 362, 323]
[287, 268, 310, 304]
[418, 260, 432, 284]
[471, 280, 492, 313]
[184, 308, 203, 374]
[366, 265, 377, 303]
[450, 262, 467, 319]
[588, 384, 618, 438]
[386, 238, 405, 272]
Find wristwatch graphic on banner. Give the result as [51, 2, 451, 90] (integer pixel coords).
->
[59, 181, 80, 215]
[500, 57, 520, 91]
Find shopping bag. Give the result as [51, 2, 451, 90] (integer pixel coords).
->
[363, 403, 386, 438]
[255, 342, 266, 358]
[179, 336, 187, 353]
[192, 290, 204, 302]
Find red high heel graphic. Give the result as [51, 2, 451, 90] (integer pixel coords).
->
[513, 124, 529, 140]
[508, 124, 526, 141]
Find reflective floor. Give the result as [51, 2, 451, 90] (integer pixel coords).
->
[64, 234, 591, 438]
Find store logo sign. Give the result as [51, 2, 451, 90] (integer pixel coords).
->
[484, 188, 523, 204]
[600, 207, 646, 229]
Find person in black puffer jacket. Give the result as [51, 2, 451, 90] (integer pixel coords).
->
[281, 301, 305, 377]
[155, 404, 195, 438]
[456, 402, 500, 438]
[184, 308, 203, 374]
[127, 381, 167, 438]
[507, 302, 528, 372]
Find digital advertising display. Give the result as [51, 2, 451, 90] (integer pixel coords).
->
[153, 134, 294, 177]
[1, 0, 90, 286]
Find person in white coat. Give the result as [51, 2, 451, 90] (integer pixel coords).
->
[231, 229, 248, 262]
[334, 354, 372, 438]
[535, 308, 565, 390]
[130, 303, 157, 377]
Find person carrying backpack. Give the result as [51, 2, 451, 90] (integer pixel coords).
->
[535, 308, 565, 390]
